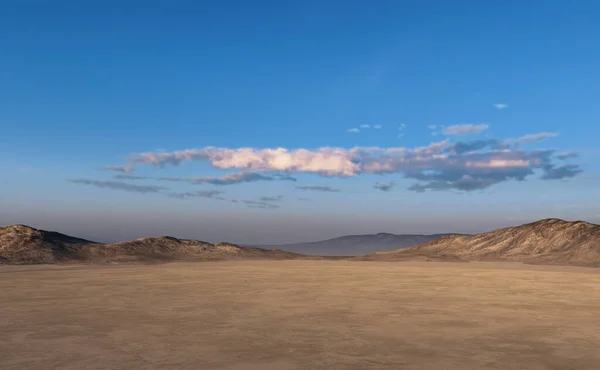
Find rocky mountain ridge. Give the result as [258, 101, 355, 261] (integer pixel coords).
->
[358, 218, 600, 267]
[0, 225, 310, 265]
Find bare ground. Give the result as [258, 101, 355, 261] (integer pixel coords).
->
[1, 261, 600, 370]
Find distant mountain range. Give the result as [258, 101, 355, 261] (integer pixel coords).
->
[2, 218, 600, 267]
[0, 225, 313, 265]
[256, 233, 467, 256]
[358, 218, 600, 267]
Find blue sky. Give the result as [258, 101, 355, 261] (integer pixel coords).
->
[1, 1, 599, 244]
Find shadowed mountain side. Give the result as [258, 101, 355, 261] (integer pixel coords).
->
[0, 225, 319, 265]
[256, 233, 465, 256]
[357, 218, 600, 267]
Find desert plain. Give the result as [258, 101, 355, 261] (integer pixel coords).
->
[2, 260, 600, 370]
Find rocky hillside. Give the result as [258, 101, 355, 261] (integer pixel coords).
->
[0, 225, 311, 265]
[259, 233, 464, 256]
[358, 218, 600, 267]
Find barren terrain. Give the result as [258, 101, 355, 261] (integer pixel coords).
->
[2, 260, 600, 370]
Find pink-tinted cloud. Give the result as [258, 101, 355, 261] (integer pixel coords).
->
[108, 132, 581, 192]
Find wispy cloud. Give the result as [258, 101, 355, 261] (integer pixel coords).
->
[105, 166, 133, 173]
[359, 124, 383, 129]
[113, 174, 151, 180]
[373, 181, 395, 192]
[442, 123, 489, 136]
[114, 171, 295, 185]
[493, 103, 508, 110]
[427, 125, 437, 130]
[514, 132, 559, 145]
[109, 131, 580, 192]
[398, 124, 407, 130]
[556, 152, 579, 160]
[296, 185, 340, 192]
[259, 195, 284, 202]
[68, 179, 167, 193]
[159, 171, 296, 186]
[540, 164, 583, 180]
[242, 200, 280, 209]
[347, 128, 360, 133]
[169, 190, 226, 200]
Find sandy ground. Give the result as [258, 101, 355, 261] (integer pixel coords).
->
[1, 261, 600, 370]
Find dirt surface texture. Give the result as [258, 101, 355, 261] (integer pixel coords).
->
[2, 260, 600, 370]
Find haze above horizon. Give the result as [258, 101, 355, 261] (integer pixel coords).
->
[2, 1, 599, 244]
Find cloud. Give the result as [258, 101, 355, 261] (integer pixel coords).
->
[259, 195, 284, 202]
[68, 179, 167, 194]
[427, 125, 437, 130]
[442, 124, 489, 136]
[110, 131, 580, 192]
[540, 164, 583, 180]
[169, 190, 226, 200]
[408, 175, 502, 192]
[242, 200, 280, 209]
[373, 181, 395, 192]
[373, 124, 382, 129]
[397, 133, 404, 138]
[159, 172, 296, 185]
[446, 139, 509, 155]
[398, 124, 407, 129]
[556, 152, 579, 160]
[296, 185, 340, 192]
[360, 124, 371, 128]
[113, 174, 151, 180]
[347, 128, 360, 133]
[493, 103, 508, 110]
[514, 132, 559, 145]
[105, 166, 133, 173]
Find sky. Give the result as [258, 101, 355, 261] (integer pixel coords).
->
[1, 0, 599, 245]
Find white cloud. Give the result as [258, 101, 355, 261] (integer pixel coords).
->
[442, 123, 489, 136]
[373, 124, 382, 129]
[112, 131, 578, 192]
[359, 124, 371, 129]
[493, 103, 509, 110]
[514, 132, 559, 145]
[427, 125, 437, 130]
[347, 128, 360, 133]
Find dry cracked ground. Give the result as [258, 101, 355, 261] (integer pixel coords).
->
[2, 260, 600, 370]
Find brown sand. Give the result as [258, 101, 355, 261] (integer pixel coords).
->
[1, 260, 600, 370]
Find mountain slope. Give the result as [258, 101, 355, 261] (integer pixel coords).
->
[263, 233, 465, 256]
[0, 225, 310, 265]
[358, 218, 600, 267]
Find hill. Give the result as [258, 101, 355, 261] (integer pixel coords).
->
[260, 233, 464, 256]
[0, 225, 312, 265]
[358, 218, 600, 267]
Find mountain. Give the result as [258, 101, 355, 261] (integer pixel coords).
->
[0, 225, 312, 265]
[358, 218, 600, 267]
[260, 232, 465, 256]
